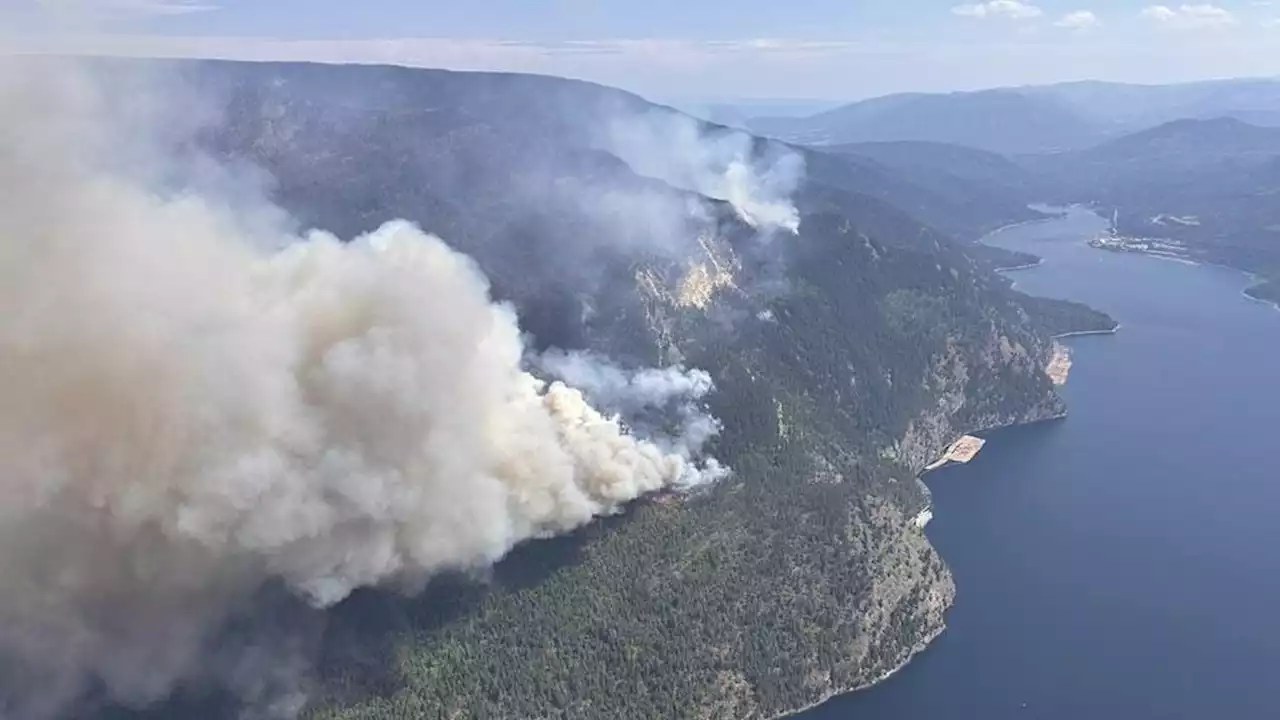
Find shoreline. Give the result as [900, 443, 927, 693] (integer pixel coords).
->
[994, 258, 1045, 272]
[780, 210, 1114, 719]
[1089, 245, 1279, 313]
[1243, 289, 1280, 312]
[776, 408, 1071, 719]
[983, 205, 1084, 240]
[1054, 325, 1121, 339]
[984, 216, 1056, 239]
[773, 625, 947, 719]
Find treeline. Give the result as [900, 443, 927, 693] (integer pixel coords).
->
[1013, 292, 1119, 337]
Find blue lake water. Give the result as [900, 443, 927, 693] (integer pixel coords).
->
[803, 208, 1280, 719]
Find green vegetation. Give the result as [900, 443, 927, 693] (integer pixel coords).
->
[1013, 293, 1120, 337]
[98, 60, 1112, 720]
[966, 244, 1042, 272]
[301, 211, 1071, 720]
[800, 143, 1045, 242]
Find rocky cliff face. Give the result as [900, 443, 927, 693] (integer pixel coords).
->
[889, 334, 1065, 477]
[813, 319, 1065, 715]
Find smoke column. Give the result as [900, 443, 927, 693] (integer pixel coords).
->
[603, 111, 805, 234]
[0, 57, 722, 717]
[538, 350, 727, 487]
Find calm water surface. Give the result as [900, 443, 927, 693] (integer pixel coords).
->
[803, 208, 1280, 719]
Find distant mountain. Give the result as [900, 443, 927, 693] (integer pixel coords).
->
[1019, 78, 1280, 133]
[748, 89, 1098, 154]
[675, 98, 844, 129]
[1078, 117, 1280, 165]
[820, 141, 1047, 238]
[749, 77, 1280, 156]
[1021, 117, 1280, 192]
[1019, 116, 1280, 293]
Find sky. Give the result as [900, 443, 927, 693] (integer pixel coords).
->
[6, 1, 1280, 102]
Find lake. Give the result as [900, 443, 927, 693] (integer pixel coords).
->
[802, 207, 1280, 719]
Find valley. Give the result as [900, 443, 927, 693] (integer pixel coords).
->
[14, 51, 1280, 720]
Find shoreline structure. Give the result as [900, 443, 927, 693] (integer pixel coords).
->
[778, 350, 1083, 718]
[923, 435, 988, 473]
[1085, 206, 1279, 314]
[779, 207, 1120, 719]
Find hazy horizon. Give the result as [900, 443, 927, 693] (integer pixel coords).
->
[5, 1, 1280, 102]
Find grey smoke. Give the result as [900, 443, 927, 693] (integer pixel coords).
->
[538, 350, 727, 487]
[602, 110, 805, 234]
[0, 56, 724, 717]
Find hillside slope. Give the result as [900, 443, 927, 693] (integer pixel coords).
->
[91, 60, 1112, 720]
[1019, 117, 1280, 296]
[749, 77, 1280, 156]
[818, 141, 1046, 240]
[748, 89, 1099, 154]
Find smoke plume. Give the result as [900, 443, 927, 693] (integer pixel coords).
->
[603, 111, 805, 234]
[538, 350, 726, 486]
[0, 57, 722, 717]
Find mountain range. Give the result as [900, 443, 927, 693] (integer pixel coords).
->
[71, 59, 1111, 720]
[750, 78, 1280, 304]
[747, 77, 1280, 155]
[1019, 117, 1280, 301]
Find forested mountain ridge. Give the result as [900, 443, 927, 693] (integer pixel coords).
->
[748, 89, 1099, 154]
[816, 140, 1047, 240]
[1016, 117, 1280, 304]
[95, 60, 1113, 720]
[747, 77, 1280, 156]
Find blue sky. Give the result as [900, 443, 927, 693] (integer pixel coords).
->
[8, 1, 1280, 101]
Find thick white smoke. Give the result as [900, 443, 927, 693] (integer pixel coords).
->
[538, 350, 726, 487]
[603, 111, 805, 234]
[0, 58, 723, 716]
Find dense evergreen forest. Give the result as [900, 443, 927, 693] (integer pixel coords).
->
[83, 60, 1113, 720]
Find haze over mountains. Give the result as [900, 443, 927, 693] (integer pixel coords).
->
[750, 77, 1280, 304]
[747, 78, 1280, 154]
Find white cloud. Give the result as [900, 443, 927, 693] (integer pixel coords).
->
[0, 35, 869, 82]
[8, 32, 1280, 101]
[35, 0, 218, 15]
[951, 1, 1044, 20]
[1141, 4, 1237, 29]
[1055, 10, 1101, 30]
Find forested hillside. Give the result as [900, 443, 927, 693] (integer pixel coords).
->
[1018, 117, 1280, 305]
[797, 145, 1044, 244]
[93, 60, 1112, 720]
